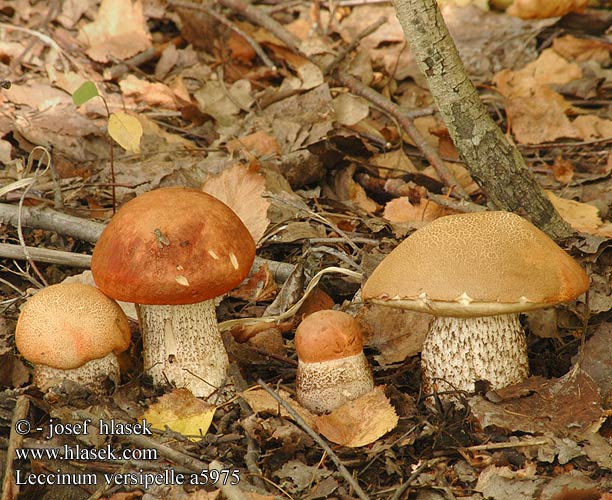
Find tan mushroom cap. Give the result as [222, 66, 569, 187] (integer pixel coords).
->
[91, 187, 256, 305]
[362, 211, 589, 317]
[15, 283, 131, 370]
[295, 310, 364, 363]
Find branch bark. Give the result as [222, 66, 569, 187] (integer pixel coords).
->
[392, 0, 572, 240]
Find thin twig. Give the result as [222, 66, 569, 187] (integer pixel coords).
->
[169, 0, 277, 70]
[257, 379, 371, 500]
[324, 17, 387, 76]
[0, 243, 92, 268]
[0, 203, 104, 243]
[334, 72, 469, 199]
[1, 395, 29, 500]
[217, 0, 303, 54]
[389, 458, 443, 500]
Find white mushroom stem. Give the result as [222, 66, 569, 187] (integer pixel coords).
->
[296, 352, 374, 414]
[421, 314, 529, 395]
[137, 300, 230, 400]
[33, 353, 120, 392]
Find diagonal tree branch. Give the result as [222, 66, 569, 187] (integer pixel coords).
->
[392, 0, 572, 239]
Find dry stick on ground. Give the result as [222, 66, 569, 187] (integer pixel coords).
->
[228, 363, 269, 492]
[392, 0, 572, 240]
[0, 243, 92, 268]
[1, 395, 29, 500]
[323, 16, 387, 76]
[0, 203, 103, 243]
[257, 378, 371, 500]
[218, 0, 303, 54]
[334, 71, 469, 200]
[0, 203, 296, 280]
[215, 0, 467, 200]
[168, 0, 277, 70]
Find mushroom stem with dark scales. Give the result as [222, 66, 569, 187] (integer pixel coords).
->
[362, 211, 589, 397]
[91, 187, 255, 400]
[295, 310, 374, 414]
[137, 301, 229, 396]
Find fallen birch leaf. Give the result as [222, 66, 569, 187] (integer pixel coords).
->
[240, 387, 317, 429]
[78, 0, 151, 63]
[143, 388, 215, 441]
[314, 386, 398, 447]
[546, 191, 612, 237]
[202, 164, 271, 244]
[108, 112, 143, 153]
[507, 0, 587, 19]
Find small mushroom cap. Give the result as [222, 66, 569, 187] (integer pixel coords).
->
[295, 310, 364, 363]
[91, 187, 256, 305]
[15, 283, 131, 370]
[362, 211, 589, 317]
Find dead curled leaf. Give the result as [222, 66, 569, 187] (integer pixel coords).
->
[78, 0, 152, 63]
[314, 386, 399, 447]
[202, 164, 271, 244]
[507, 0, 588, 19]
[142, 388, 216, 441]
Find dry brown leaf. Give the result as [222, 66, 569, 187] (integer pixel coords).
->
[504, 88, 579, 144]
[507, 0, 587, 19]
[332, 93, 370, 126]
[371, 149, 417, 178]
[226, 130, 281, 158]
[553, 35, 612, 64]
[240, 388, 317, 429]
[469, 369, 603, 436]
[294, 287, 335, 322]
[78, 0, 152, 63]
[228, 264, 278, 302]
[356, 304, 431, 364]
[202, 164, 271, 244]
[494, 49, 582, 96]
[546, 191, 612, 237]
[572, 115, 612, 141]
[383, 197, 452, 224]
[551, 156, 574, 184]
[314, 386, 398, 447]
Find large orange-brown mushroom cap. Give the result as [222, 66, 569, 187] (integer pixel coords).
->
[91, 187, 256, 305]
[295, 310, 364, 363]
[362, 211, 589, 317]
[15, 283, 131, 370]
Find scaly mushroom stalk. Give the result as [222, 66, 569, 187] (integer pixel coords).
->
[362, 211, 589, 401]
[295, 310, 374, 414]
[297, 352, 374, 414]
[91, 188, 256, 401]
[33, 353, 121, 391]
[137, 301, 230, 399]
[421, 314, 529, 394]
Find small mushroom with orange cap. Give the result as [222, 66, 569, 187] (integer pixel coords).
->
[15, 283, 131, 391]
[91, 187, 256, 400]
[295, 310, 374, 414]
[362, 211, 589, 397]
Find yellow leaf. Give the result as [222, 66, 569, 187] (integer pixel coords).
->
[108, 112, 142, 153]
[142, 388, 216, 441]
